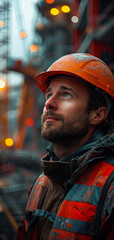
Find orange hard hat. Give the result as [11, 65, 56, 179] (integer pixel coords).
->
[34, 53, 114, 98]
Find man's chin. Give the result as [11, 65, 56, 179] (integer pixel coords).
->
[41, 127, 62, 142]
[41, 128, 54, 137]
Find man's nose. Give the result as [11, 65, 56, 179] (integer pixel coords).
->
[45, 95, 58, 111]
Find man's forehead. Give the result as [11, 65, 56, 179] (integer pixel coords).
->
[47, 74, 88, 90]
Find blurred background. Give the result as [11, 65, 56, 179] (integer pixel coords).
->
[0, 0, 114, 239]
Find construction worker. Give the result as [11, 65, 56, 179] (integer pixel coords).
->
[14, 53, 114, 240]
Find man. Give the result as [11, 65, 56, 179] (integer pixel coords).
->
[15, 53, 114, 240]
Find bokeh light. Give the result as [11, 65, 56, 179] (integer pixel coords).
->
[50, 8, 59, 16]
[0, 20, 4, 28]
[61, 5, 70, 13]
[5, 138, 14, 147]
[46, 0, 54, 3]
[26, 118, 34, 127]
[29, 44, 39, 52]
[19, 30, 27, 39]
[0, 79, 6, 89]
[71, 16, 79, 23]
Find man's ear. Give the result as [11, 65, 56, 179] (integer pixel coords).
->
[89, 106, 108, 126]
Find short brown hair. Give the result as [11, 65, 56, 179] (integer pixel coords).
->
[87, 85, 113, 132]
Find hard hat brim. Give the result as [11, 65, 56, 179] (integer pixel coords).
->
[34, 70, 84, 94]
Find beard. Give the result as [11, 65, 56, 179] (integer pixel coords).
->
[41, 111, 90, 144]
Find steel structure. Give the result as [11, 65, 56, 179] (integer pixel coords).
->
[72, 0, 114, 72]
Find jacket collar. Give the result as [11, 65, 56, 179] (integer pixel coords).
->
[41, 124, 114, 185]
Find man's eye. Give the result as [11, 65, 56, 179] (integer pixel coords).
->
[64, 92, 72, 98]
[46, 93, 52, 100]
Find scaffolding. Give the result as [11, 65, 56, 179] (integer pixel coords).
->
[0, 0, 11, 148]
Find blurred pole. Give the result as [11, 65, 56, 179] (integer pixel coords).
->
[72, 0, 81, 52]
[88, 0, 100, 56]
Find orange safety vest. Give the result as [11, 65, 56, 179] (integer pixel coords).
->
[25, 159, 114, 240]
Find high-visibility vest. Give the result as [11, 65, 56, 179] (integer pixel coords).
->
[25, 158, 114, 240]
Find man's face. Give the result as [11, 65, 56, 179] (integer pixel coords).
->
[41, 75, 90, 143]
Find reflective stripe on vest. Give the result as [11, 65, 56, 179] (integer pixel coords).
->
[49, 228, 93, 240]
[25, 159, 114, 240]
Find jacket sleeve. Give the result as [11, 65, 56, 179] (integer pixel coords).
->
[13, 183, 34, 240]
[14, 217, 26, 240]
[99, 180, 114, 240]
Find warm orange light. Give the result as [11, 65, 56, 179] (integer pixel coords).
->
[50, 8, 59, 16]
[29, 44, 39, 52]
[26, 118, 34, 127]
[19, 31, 27, 39]
[61, 5, 70, 13]
[0, 79, 6, 89]
[0, 21, 4, 28]
[5, 138, 14, 147]
[46, 0, 54, 3]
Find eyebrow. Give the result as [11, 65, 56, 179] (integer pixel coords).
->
[46, 85, 76, 95]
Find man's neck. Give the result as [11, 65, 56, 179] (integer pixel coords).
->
[52, 128, 95, 159]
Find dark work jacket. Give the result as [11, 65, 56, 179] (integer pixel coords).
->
[14, 126, 114, 240]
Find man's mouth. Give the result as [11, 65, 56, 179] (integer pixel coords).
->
[45, 115, 60, 122]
